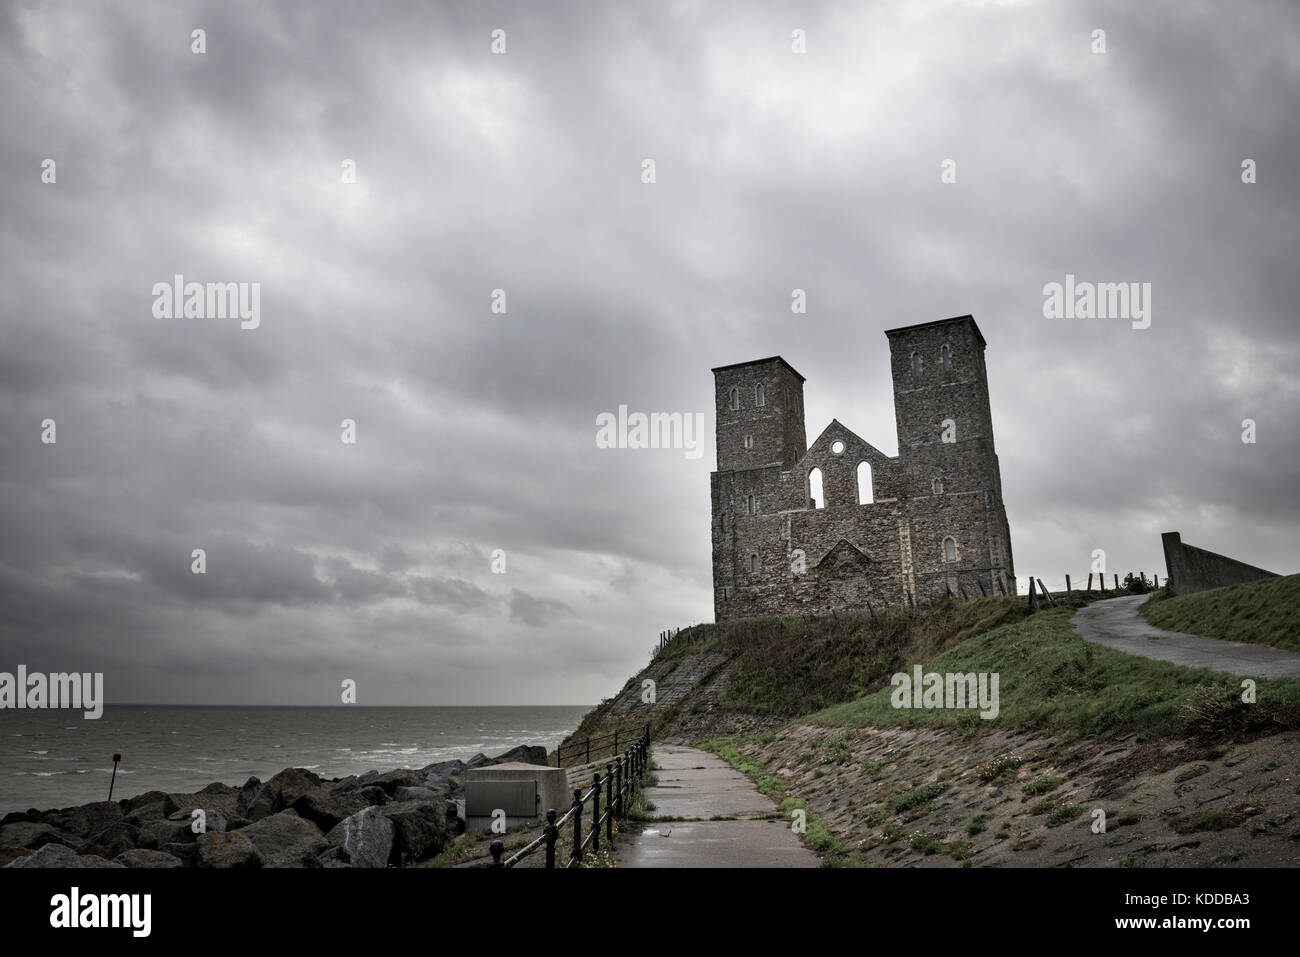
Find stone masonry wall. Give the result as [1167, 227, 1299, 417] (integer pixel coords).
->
[711, 316, 1015, 621]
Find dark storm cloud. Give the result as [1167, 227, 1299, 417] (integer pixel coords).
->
[0, 0, 1296, 705]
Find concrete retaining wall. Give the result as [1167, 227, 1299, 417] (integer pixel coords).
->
[1161, 531, 1279, 597]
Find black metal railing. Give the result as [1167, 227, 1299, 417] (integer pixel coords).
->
[487, 724, 650, 869]
[555, 724, 647, 768]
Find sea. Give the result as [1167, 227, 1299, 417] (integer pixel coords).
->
[0, 705, 591, 814]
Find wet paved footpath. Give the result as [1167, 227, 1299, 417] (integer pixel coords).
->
[615, 745, 820, 868]
[1071, 594, 1300, 679]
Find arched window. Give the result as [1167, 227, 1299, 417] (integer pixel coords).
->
[941, 344, 952, 371]
[911, 353, 921, 376]
[747, 494, 756, 514]
[943, 537, 957, 563]
[808, 467, 825, 509]
[857, 462, 873, 505]
[756, 384, 766, 406]
[743, 435, 753, 449]
[729, 387, 739, 411]
[932, 477, 944, 494]
[750, 554, 760, 574]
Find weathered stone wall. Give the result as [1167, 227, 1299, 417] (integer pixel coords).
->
[711, 316, 1016, 620]
[1161, 531, 1279, 597]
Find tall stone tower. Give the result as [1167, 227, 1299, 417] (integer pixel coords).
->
[884, 315, 1014, 597]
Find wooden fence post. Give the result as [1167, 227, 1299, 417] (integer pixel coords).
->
[1065, 574, 1072, 596]
[1086, 573, 1093, 593]
[1027, 576, 1038, 609]
[1114, 573, 1120, 591]
[1037, 579, 1054, 606]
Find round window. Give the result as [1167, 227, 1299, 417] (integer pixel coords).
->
[831, 440, 845, 455]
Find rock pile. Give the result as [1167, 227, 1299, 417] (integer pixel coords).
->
[0, 744, 548, 868]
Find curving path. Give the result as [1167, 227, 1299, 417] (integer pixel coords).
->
[615, 745, 820, 868]
[1070, 594, 1300, 679]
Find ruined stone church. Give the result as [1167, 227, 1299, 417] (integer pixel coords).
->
[710, 315, 1015, 620]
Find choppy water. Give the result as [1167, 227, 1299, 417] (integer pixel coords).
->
[0, 705, 589, 813]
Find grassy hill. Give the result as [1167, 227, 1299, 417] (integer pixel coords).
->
[1139, 573, 1300, 653]
[814, 603, 1300, 739]
[562, 596, 1032, 750]
[566, 580, 1300, 757]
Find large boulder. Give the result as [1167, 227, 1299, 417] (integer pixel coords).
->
[198, 781, 238, 797]
[492, 745, 550, 766]
[464, 753, 491, 770]
[123, 797, 179, 826]
[122, 790, 173, 813]
[159, 842, 197, 867]
[3, 843, 76, 868]
[376, 801, 449, 865]
[393, 784, 448, 804]
[236, 769, 326, 822]
[0, 847, 32, 867]
[44, 801, 123, 840]
[289, 791, 345, 832]
[0, 821, 71, 850]
[79, 821, 156, 860]
[420, 760, 463, 783]
[325, 807, 394, 869]
[235, 811, 327, 868]
[166, 807, 229, 835]
[365, 769, 424, 795]
[0, 810, 41, 827]
[139, 819, 193, 847]
[196, 830, 262, 868]
[116, 848, 185, 868]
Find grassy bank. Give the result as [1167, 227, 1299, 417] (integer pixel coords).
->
[1139, 573, 1300, 653]
[812, 604, 1300, 740]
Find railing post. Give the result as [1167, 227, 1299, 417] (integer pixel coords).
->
[614, 729, 619, 755]
[571, 788, 583, 865]
[489, 839, 504, 868]
[605, 763, 614, 844]
[591, 771, 602, 854]
[615, 756, 623, 823]
[586, 737, 590, 763]
[543, 808, 558, 869]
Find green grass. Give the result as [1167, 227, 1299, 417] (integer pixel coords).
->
[808, 606, 1300, 740]
[1168, 805, 1254, 834]
[1021, 776, 1062, 797]
[1139, 574, 1300, 653]
[892, 783, 946, 813]
[564, 597, 1035, 747]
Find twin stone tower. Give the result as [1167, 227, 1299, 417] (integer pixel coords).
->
[710, 315, 1015, 621]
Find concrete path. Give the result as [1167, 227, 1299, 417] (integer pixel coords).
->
[616, 745, 820, 868]
[1071, 595, 1300, 679]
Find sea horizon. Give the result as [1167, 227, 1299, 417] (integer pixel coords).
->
[1, 704, 592, 814]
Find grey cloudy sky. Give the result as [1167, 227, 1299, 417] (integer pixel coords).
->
[1, 0, 1296, 706]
